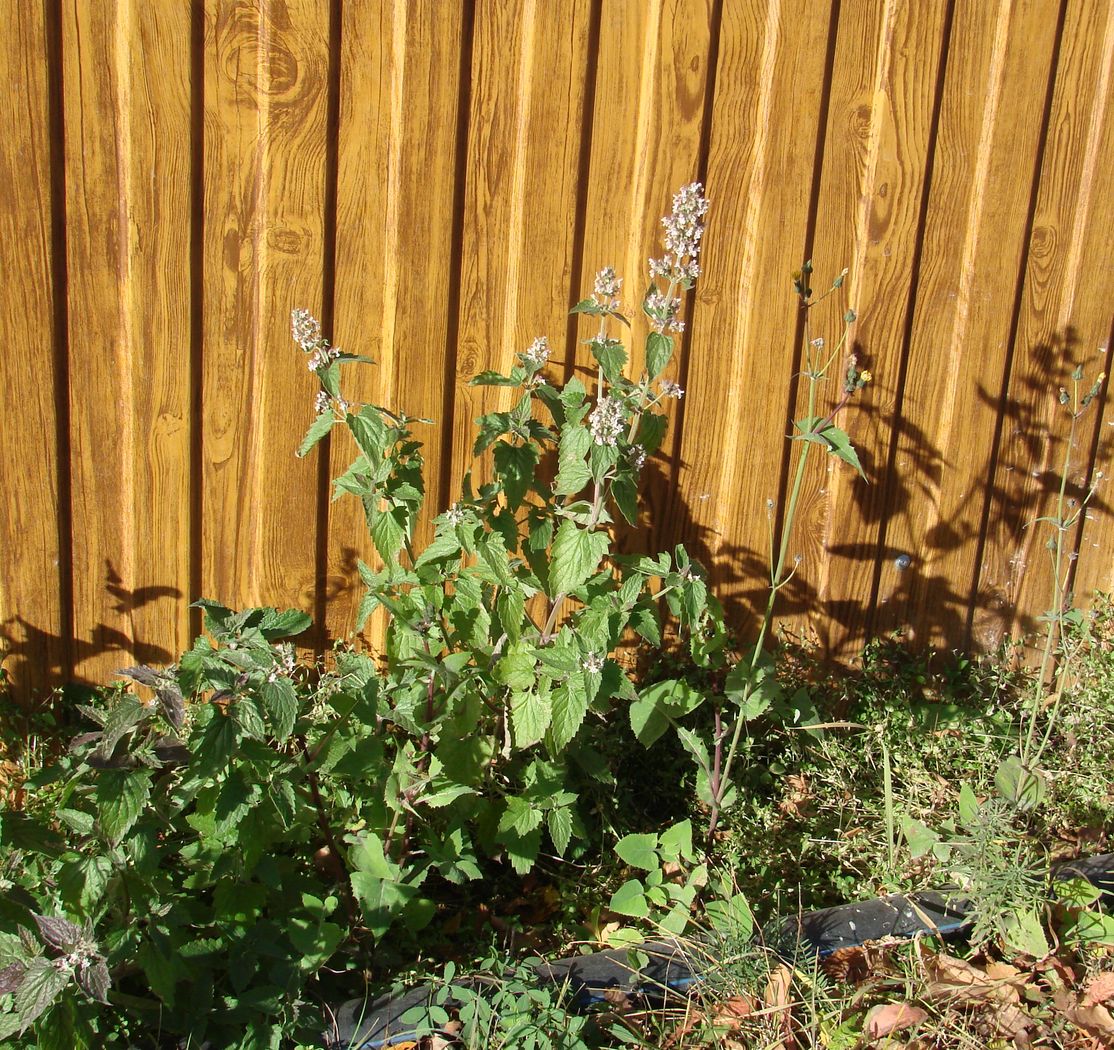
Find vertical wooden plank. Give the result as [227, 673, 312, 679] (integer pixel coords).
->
[0, 4, 65, 698]
[201, 0, 330, 634]
[575, 0, 715, 556]
[795, 0, 951, 660]
[451, 0, 592, 488]
[328, 0, 466, 645]
[62, 1, 193, 684]
[977, 0, 1114, 649]
[668, 0, 835, 636]
[872, 0, 1062, 650]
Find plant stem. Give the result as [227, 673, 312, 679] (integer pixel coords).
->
[708, 369, 818, 837]
[1022, 398, 1079, 768]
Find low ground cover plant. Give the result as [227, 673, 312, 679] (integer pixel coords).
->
[0, 184, 1110, 1049]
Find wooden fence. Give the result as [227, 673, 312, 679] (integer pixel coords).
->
[3, 0, 1113, 700]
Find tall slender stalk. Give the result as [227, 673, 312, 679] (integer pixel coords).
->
[707, 268, 864, 838]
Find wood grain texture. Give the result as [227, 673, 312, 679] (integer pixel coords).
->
[328, 0, 467, 647]
[794, 0, 951, 660]
[575, 0, 715, 558]
[452, 0, 592, 490]
[668, 0, 836, 637]
[10, 3, 1114, 699]
[62, 1, 193, 684]
[872, 0, 1061, 650]
[976, 0, 1114, 651]
[0, 3, 66, 697]
[200, 0, 330, 637]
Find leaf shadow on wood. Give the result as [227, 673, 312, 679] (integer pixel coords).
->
[616, 325, 1110, 665]
[1, 561, 180, 703]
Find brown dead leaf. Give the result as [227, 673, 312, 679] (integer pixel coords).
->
[924, 953, 1034, 1045]
[764, 964, 793, 1011]
[1054, 988, 1114, 1042]
[602, 987, 632, 1011]
[712, 994, 757, 1025]
[1083, 971, 1114, 1006]
[865, 1001, 928, 1039]
[778, 774, 812, 818]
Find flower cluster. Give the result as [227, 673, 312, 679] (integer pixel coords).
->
[646, 289, 684, 334]
[625, 443, 647, 470]
[521, 336, 550, 369]
[592, 267, 623, 311]
[581, 651, 605, 674]
[291, 307, 321, 350]
[588, 395, 625, 447]
[291, 308, 342, 373]
[659, 379, 684, 400]
[308, 346, 341, 372]
[648, 182, 709, 286]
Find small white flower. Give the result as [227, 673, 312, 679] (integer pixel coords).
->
[645, 289, 682, 334]
[291, 308, 321, 350]
[593, 267, 623, 310]
[522, 336, 550, 368]
[307, 346, 341, 372]
[659, 380, 684, 400]
[811, 337, 825, 350]
[625, 444, 647, 470]
[648, 182, 709, 285]
[445, 502, 467, 526]
[588, 395, 625, 446]
[581, 651, 605, 674]
[314, 390, 331, 415]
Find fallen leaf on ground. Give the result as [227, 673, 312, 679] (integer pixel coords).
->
[923, 953, 1034, 1045]
[764, 963, 793, 1011]
[865, 1001, 928, 1038]
[712, 994, 757, 1025]
[1083, 970, 1114, 1005]
[1053, 988, 1114, 1042]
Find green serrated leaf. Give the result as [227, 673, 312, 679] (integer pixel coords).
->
[555, 425, 592, 497]
[96, 769, 152, 845]
[260, 677, 298, 742]
[493, 441, 538, 511]
[370, 504, 407, 562]
[296, 412, 335, 458]
[548, 680, 588, 753]
[549, 521, 609, 597]
[13, 957, 70, 1033]
[591, 339, 628, 383]
[646, 332, 673, 380]
[347, 406, 389, 465]
[629, 691, 670, 747]
[547, 807, 573, 856]
[511, 688, 551, 749]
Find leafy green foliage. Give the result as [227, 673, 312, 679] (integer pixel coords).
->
[0, 195, 734, 1044]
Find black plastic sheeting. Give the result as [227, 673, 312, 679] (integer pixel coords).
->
[321, 852, 1113, 1050]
